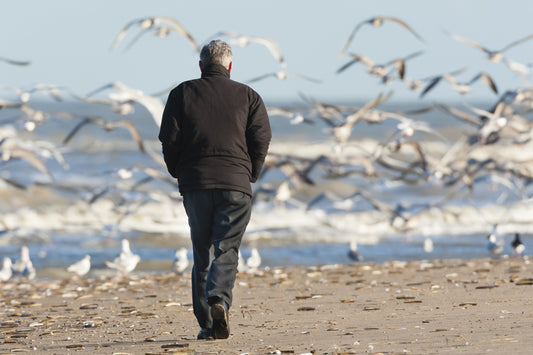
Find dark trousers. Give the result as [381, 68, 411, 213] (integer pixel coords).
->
[182, 189, 252, 329]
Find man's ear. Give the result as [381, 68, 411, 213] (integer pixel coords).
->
[199, 61, 204, 72]
[228, 61, 232, 73]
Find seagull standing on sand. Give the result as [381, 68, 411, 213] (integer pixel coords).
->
[274, 180, 292, 206]
[348, 241, 362, 262]
[237, 250, 246, 273]
[511, 233, 525, 256]
[12, 245, 36, 280]
[67, 254, 91, 277]
[0, 257, 12, 282]
[172, 248, 189, 275]
[487, 226, 503, 257]
[106, 239, 141, 275]
[246, 248, 262, 272]
[423, 237, 434, 253]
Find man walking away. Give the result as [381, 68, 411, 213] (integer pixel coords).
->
[158, 39, 271, 340]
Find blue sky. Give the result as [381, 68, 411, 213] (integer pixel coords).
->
[2, 0, 533, 105]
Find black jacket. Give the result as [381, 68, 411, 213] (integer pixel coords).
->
[158, 64, 271, 196]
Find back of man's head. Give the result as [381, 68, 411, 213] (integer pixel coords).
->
[200, 40, 233, 69]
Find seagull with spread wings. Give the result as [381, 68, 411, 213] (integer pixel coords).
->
[215, 31, 286, 67]
[266, 106, 315, 125]
[339, 190, 447, 232]
[328, 92, 392, 146]
[337, 51, 424, 82]
[448, 32, 533, 63]
[436, 102, 525, 145]
[82, 81, 164, 128]
[339, 15, 424, 57]
[0, 57, 31, 66]
[420, 71, 498, 97]
[63, 116, 145, 152]
[247, 70, 321, 84]
[1, 134, 69, 178]
[111, 16, 200, 52]
[0, 84, 68, 104]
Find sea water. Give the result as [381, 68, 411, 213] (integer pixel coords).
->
[0, 98, 532, 275]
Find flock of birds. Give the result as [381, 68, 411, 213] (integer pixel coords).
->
[2, 14, 533, 278]
[0, 239, 264, 281]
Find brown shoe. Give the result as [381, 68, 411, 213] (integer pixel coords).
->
[210, 304, 230, 339]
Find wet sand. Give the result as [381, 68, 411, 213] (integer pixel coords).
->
[1, 257, 533, 354]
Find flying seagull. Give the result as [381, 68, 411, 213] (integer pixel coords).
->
[82, 81, 164, 127]
[215, 31, 286, 67]
[420, 68, 497, 97]
[247, 70, 321, 84]
[339, 16, 424, 57]
[0, 57, 32, 66]
[111, 16, 200, 52]
[448, 32, 533, 63]
[337, 51, 424, 81]
[63, 116, 145, 153]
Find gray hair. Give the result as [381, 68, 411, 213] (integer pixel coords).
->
[200, 40, 233, 68]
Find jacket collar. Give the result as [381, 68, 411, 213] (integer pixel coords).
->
[201, 64, 230, 79]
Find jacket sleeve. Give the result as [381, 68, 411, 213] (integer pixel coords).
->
[158, 91, 181, 179]
[246, 93, 272, 183]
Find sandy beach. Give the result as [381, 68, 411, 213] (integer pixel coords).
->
[0, 256, 532, 354]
